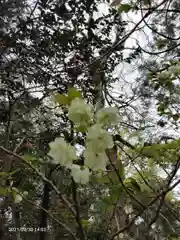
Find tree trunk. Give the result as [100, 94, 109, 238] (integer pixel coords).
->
[11, 203, 21, 240]
[39, 182, 50, 240]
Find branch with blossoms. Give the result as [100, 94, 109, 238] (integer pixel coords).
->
[3, 88, 179, 239]
[0, 88, 122, 239]
[48, 91, 121, 238]
[49, 91, 120, 185]
[6, 88, 177, 239]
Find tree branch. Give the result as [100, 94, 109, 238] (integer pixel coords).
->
[71, 180, 86, 240]
[0, 146, 76, 218]
[21, 194, 78, 240]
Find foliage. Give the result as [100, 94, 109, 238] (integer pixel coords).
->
[0, 0, 180, 240]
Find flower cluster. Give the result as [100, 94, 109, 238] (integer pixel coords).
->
[48, 138, 77, 166]
[48, 96, 119, 184]
[96, 107, 119, 126]
[68, 98, 93, 127]
[70, 164, 91, 184]
[84, 124, 114, 171]
[84, 150, 109, 171]
[86, 124, 114, 153]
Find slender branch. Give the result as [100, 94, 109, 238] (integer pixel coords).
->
[107, 148, 146, 210]
[0, 146, 76, 217]
[148, 156, 180, 228]
[123, 144, 180, 226]
[110, 173, 180, 240]
[13, 137, 27, 153]
[72, 180, 86, 240]
[131, 162, 176, 233]
[20, 194, 78, 240]
[138, 41, 180, 55]
[140, 2, 180, 41]
[81, 0, 169, 72]
[136, 7, 180, 13]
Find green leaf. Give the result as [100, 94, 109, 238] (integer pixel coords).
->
[108, 171, 119, 183]
[75, 125, 88, 133]
[0, 172, 9, 177]
[54, 93, 69, 105]
[110, 184, 123, 202]
[124, 177, 141, 192]
[67, 88, 81, 102]
[22, 154, 36, 162]
[102, 196, 113, 205]
[165, 191, 173, 202]
[172, 114, 179, 121]
[80, 219, 89, 228]
[157, 103, 167, 113]
[106, 204, 114, 213]
[102, 185, 122, 206]
[0, 187, 8, 196]
[129, 177, 141, 192]
[91, 174, 110, 184]
[117, 159, 125, 180]
[156, 39, 168, 49]
[118, 166, 125, 180]
[118, 4, 132, 13]
[10, 169, 20, 176]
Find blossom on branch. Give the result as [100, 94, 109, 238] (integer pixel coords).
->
[68, 98, 93, 127]
[86, 124, 114, 153]
[96, 107, 119, 126]
[70, 164, 91, 184]
[84, 149, 109, 171]
[48, 137, 77, 166]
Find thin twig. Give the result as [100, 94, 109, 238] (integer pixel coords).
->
[20, 194, 78, 240]
[110, 175, 180, 240]
[148, 156, 180, 228]
[0, 146, 76, 217]
[81, 0, 169, 72]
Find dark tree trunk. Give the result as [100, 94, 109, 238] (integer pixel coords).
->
[39, 182, 50, 240]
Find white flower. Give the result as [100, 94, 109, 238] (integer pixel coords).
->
[14, 194, 22, 204]
[86, 124, 114, 153]
[48, 137, 77, 166]
[68, 98, 93, 127]
[70, 164, 91, 184]
[96, 107, 119, 126]
[84, 149, 109, 171]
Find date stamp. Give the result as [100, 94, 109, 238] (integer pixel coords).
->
[8, 227, 49, 232]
